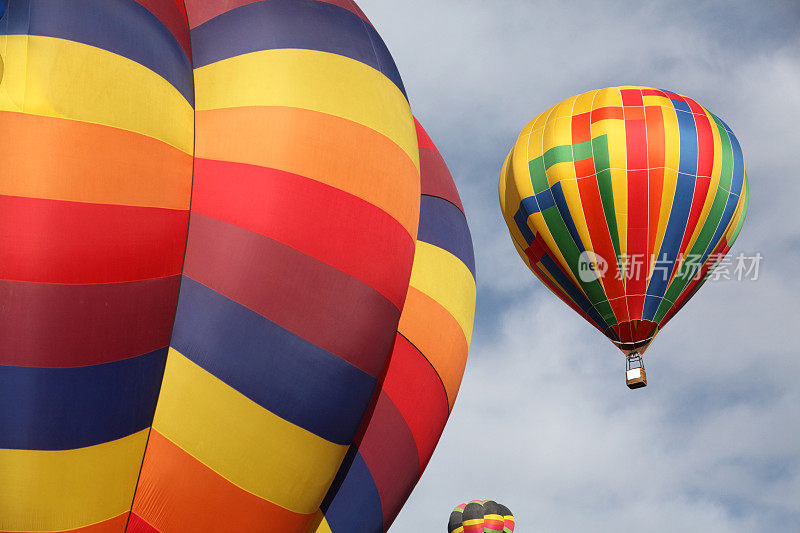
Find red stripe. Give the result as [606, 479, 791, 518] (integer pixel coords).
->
[644, 106, 666, 317]
[0, 195, 188, 283]
[133, 0, 192, 59]
[420, 147, 465, 214]
[183, 213, 400, 377]
[184, 0, 373, 28]
[414, 119, 437, 151]
[624, 90, 649, 320]
[190, 159, 415, 310]
[357, 390, 420, 529]
[126, 513, 161, 533]
[0, 277, 179, 368]
[590, 106, 624, 123]
[381, 334, 450, 471]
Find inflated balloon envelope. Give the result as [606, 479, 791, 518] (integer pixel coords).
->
[0, 1, 475, 532]
[499, 86, 749, 388]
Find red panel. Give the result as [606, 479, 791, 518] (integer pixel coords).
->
[621, 88, 644, 107]
[414, 119, 437, 152]
[133, 0, 192, 58]
[190, 159, 415, 310]
[182, 213, 400, 378]
[0, 195, 189, 284]
[127, 514, 160, 533]
[626, 169, 649, 302]
[0, 276, 180, 367]
[357, 390, 420, 530]
[381, 334, 450, 469]
[419, 148, 465, 213]
[590, 106, 624, 123]
[571, 112, 591, 144]
[184, 0, 373, 29]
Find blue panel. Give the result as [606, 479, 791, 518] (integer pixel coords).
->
[0, 348, 167, 450]
[418, 195, 475, 276]
[642, 295, 664, 321]
[3, 0, 193, 105]
[171, 276, 377, 445]
[191, 0, 407, 98]
[537, 188, 556, 211]
[644, 172, 696, 320]
[321, 449, 384, 533]
[675, 109, 698, 175]
[514, 197, 538, 246]
[550, 182, 586, 254]
[729, 131, 745, 197]
[671, 99, 692, 114]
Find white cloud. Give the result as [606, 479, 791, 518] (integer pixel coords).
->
[357, 1, 800, 530]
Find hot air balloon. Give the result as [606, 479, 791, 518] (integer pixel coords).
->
[308, 121, 476, 533]
[448, 501, 515, 533]
[0, 1, 451, 532]
[499, 86, 748, 388]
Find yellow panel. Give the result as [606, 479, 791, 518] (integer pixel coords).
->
[541, 116, 572, 158]
[547, 161, 577, 185]
[662, 104, 681, 172]
[152, 349, 348, 515]
[552, 94, 578, 118]
[526, 124, 546, 161]
[531, 103, 556, 131]
[409, 242, 476, 344]
[0, 35, 193, 153]
[642, 94, 674, 107]
[573, 89, 599, 115]
[0, 430, 148, 532]
[194, 48, 418, 170]
[592, 87, 623, 109]
[601, 116, 627, 171]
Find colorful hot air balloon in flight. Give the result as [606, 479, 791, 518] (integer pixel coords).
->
[448, 501, 515, 533]
[308, 121, 476, 533]
[1, 1, 473, 532]
[499, 86, 748, 388]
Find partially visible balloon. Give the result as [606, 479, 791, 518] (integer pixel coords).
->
[499, 86, 748, 363]
[0, 1, 193, 530]
[448, 501, 515, 533]
[128, 1, 420, 532]
[308, 121, 476, 532]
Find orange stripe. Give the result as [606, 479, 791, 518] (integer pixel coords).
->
[398, 287, 469, 411]
[0, 111, 192, 210]
[132, 430, 313, 533]
[0, 513, 129, 533]
[194, 106, 420, 237]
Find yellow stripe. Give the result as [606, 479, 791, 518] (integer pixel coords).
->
[152, 348, 348, 515]
[0, 430, 148, 532]
[409, 242, 476, 344]
[194, 48, 418, 170]
[0, 35, 193, 153]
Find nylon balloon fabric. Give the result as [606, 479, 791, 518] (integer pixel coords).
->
[448, 501, 515, 533]
[0, 1, 193, 531]
[127, 1, 420, 532]
[1, 1, 423, 532]
[307, 121, 476, 533]
[499, 86, 749, 353]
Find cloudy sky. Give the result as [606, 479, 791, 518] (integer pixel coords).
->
[357, 1, 800, 531]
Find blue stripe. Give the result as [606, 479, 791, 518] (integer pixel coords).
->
[3, 0, 193, 105]
[190, 0, 407, 98]
[729, 130, 745, 197]
[321, 449, 383, 532]
[171, 276, 377, 445]
[644, 172, 696, 320]
[418, 195, 475, 276]
[551, 182, 586, 255]
[514, 198, 537, 246]
[0, 348, 167, 450]
[675, 110, 699, 175]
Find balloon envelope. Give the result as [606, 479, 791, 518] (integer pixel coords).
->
[499, 86, 748, 354]
[448, 500, 515, 533]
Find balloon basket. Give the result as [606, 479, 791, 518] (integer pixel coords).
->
[625, 353, 647, 389]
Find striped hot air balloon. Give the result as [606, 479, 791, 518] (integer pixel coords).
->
[0, 1, 474, 532]
[448, 501, 515, 533]
[308, 121, 476, 533]
[0, 1, 194, 530]
[499, 86, 748, 386]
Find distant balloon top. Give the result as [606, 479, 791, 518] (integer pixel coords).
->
[448, 500, 515, 532]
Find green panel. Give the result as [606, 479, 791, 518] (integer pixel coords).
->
[543, 145, 573, 169]
[591, 134, 611, 172]
[528, 156, 550, 193]
[572, 139, 593, 160]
